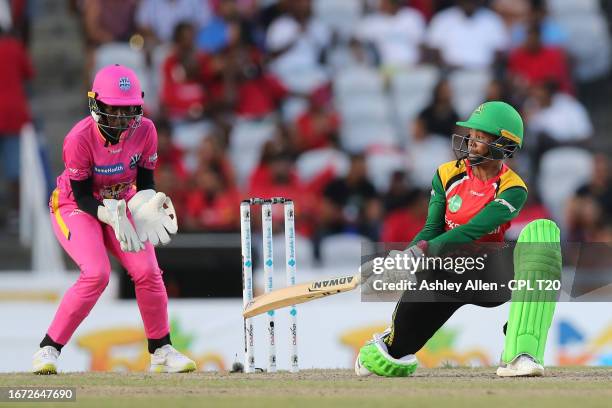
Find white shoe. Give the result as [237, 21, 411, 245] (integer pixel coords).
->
[496, 354, 544, 377]
[32, 346, 59, 375]
[354, 354, 374, 376]
[150, 345, 196, 373]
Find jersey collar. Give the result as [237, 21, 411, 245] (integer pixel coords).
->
[465, 159, 508, 185]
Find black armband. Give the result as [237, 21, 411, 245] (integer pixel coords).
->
[70, 178, 102, 218]
[136, 166, 155, 191]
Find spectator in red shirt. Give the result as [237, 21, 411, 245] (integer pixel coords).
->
[504, 191, 551, 241]
[183, 166, 241, 231]
[508, 22, 574, 94]
[292, 84, 340, 153]
[380, 171, 428, 243]
[194, 133, 236, 187]
[8, 0, 29, 45]
[160, 22, 217, 122]
[216, 25, 288, 119]
[0, 28, 33, 224]
[155, 120, 189, 182]
[248, 143, 317, 236]
[155, 164, 189, 229]
[405, 0, 435, 22]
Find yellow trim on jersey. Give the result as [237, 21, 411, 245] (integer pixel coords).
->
[498, 167, 527, 195]
[51, 189, 70, 240]
[437, 160, 467, 190]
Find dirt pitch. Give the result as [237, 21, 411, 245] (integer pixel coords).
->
[1, 368, 611, 408]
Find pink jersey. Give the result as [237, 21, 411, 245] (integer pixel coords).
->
[55, 116, 158, 203]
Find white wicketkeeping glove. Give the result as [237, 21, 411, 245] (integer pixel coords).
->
[97, 199, 144, 252]
[128, 189, 178, 246]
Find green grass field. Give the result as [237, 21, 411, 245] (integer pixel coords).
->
[1, 368, 611, 408]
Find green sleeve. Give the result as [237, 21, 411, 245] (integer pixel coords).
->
[428, 187, 528, 249]
[410, 171, 446, 244]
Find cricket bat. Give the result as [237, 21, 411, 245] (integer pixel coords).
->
[243, 273, 361, 318]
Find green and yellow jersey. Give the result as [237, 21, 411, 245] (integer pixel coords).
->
[412, 159, 527, 248]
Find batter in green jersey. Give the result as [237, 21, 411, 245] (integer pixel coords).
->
[356, 101, 562, 378]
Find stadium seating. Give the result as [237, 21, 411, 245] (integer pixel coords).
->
[320, 233, 371, 268]
[557, 14, 611, 81]
[538, 147, 594, 229]
[229, 118, 277, 187]
[340, 119, 398, 153]
[548, 0, 600, 16]
[94, 43, 155, 113]
[313, 0, 363, 40]
[366, 146, 406, 193]
[296, 148, 350, 183]
[449, 69, 491, 118]
[389, 65, 441, 136]
[334, 66, 385, 101]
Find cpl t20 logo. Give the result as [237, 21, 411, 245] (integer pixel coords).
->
[557, 320, 612, 366]
[341, 325, 490, 367]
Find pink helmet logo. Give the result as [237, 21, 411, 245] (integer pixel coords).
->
[118, 77, 131, 91]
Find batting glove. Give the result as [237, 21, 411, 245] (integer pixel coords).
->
[361, 241, 428, 295]
[128, 189, 178, 246]
[97, 199, 144, 252]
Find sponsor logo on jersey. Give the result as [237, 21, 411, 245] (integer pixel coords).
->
[470, 190, 485, 197]
[94, 163, 125, 175]
[129, 153, 141, 169]
[99, 182, 132, 199]
[445, 215, 501, 235]
[148, 153, 158, 163]
[448, 194, 463, 213]
[445, 215, 460, 230]
[108, 147, 122, 154]
[69, 209, 85, 217]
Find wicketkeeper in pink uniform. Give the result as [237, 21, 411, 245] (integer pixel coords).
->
[32, 65, 196, 374]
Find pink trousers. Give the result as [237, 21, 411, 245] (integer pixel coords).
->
[47, 190, 169, 345]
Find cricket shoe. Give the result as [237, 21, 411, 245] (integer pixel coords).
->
[496, 354, 544, 377]
[355, 329, 417, 377]
[32, 346, 59, 375]
[150, 345, 196, 373]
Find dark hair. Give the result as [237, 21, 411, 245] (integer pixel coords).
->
[531, 0, 546, 12]
[349, 153, 366, 162]
[432, 79, 451, 104]
[155, 118, 172, 136]
[172, 21, 194, 43]
[542, 79, 560, 95]
[527, 22, 542, 37]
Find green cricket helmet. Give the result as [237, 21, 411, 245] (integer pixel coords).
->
[453, 101, 524, 165]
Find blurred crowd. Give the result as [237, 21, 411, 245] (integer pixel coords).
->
[2, 0, 612, 259]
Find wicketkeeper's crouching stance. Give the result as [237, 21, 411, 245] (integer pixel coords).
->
[356, 102, 562, 377]
[32, 65, 196, 374]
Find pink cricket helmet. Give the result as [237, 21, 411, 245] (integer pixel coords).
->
[88, 65, 144, 145]
[90, 64, 144, 106]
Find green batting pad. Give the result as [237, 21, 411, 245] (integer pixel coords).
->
[502, 219, 562, 365]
